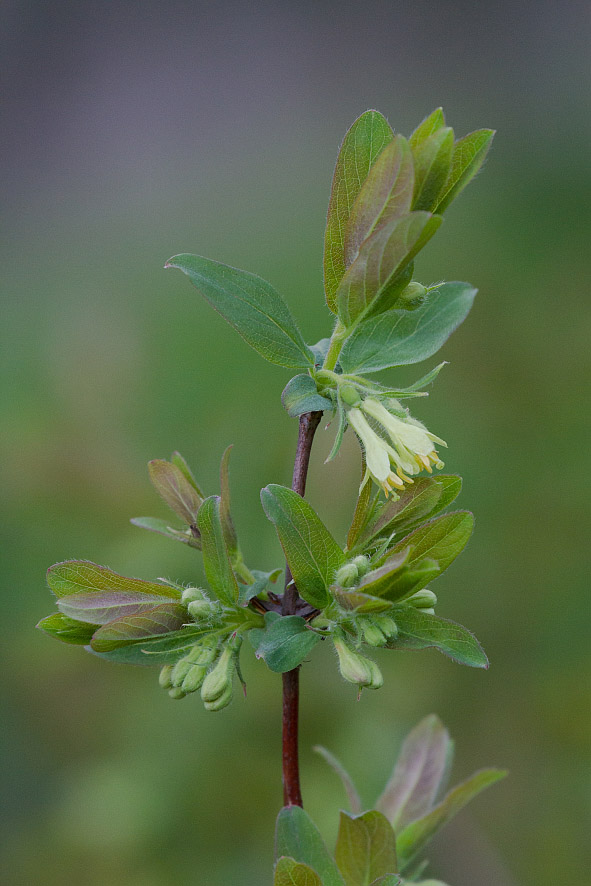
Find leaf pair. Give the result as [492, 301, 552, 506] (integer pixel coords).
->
[131, 451, 203, 547]
[316, 714, 506, 874]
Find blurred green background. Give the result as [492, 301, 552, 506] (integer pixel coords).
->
[2, 1, 590, 883]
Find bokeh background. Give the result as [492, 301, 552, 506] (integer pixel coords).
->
[2, 1, 590, 883]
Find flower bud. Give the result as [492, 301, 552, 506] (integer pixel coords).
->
[159, 664, 174, 689]
[200, 642, 238, 705]
[181, 587, 207, 605]
[366, 659, 384, 690]
[181, 663, 209, 694]
[187, 599, 220, 620]
[407, 589, 437, 609]
[335, 562, 360, 588]
[397, 282, 427, 310]
[375, 615, 398, 640]
[351, 555, 370, 579]
[168, 686, 186, 700]
[333, 636, 374, 686]
[170, 637, 219, 688]
[203, 682, 233, 712]
[362, 622, 387, 647]
[340, 384, 362, 407]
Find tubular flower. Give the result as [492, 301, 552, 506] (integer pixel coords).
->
[347, 408, 406, 497]
[360, 398, 446, 479]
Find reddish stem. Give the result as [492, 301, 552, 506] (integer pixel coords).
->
[281, 411, 322, 807]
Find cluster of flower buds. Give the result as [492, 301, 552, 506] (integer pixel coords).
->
[334, 555, 371, 588]
[332, 629, 383, 691]
[359, 614, 399, 647]
[182, 587, 222, 623]
[159, 632, 243, 711]
[200, 634, 242, 711]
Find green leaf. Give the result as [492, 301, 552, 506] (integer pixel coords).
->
[46, 561, 181, 600]
[430, 476, 462, 516]
[369, 877, 400, 885]
[165, 253, 314, 368]
[346, 459, 373, 549]
[324, 110, 394, 312]
[219, 445, 238, 559]
[339, 283, 476, 375]
[358, 480, 443, 545]
[309, 337, 332, 367]
[355, 548, 412, 598]
[148, 458, 203, 525]
[171, 450, 205, 498]
[90, 602, 188, 652]
[332, 588, 394, 614]
[313, 746, 362, 815]
[261, 485, 345, 609]
[411, 128, 454, 212]
[58, 590, 181, 625]
[275, 857, 323, 886]
[197, 495, 239, 605]
[276, 806, 346, 886]
[335, 811, 398, 885]
[386, 511, 474, 578]
[130, 516, 200, 548]
[37, 612, 97, 645]
[375, 559, 441, 604]
[344, 136, 414, 266]
[408, 109, 445, 152]
[254, 614, 320, 672]
[336, 214, 442, 328]
[238, 568, 282, 606]
[282, 374, 333, 417]
[435, 129, 495, 214]
[88, 625, 209, 666]
[396, 769, 507, 865]
[376, 715, 453, 830]
[387, 608, 488, 668]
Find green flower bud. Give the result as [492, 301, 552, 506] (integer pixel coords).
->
[201, 645, 235, 704]
[366, 659, 384, 690]
[187, 599, 220, 620]
[397, 281, 427, 310]
[170, 636, 220, 688]
[374, 615, 398, 640]
[181, 663, 209, 694]
[333, 636, 374, 686]
[203, 682, 234, 712]
[159, 664, 174, 689]
[340, 384, 362, 407]
[407, 589, 437, 609]
[335, 562, 359, 588]
[181, 587, 206, 605]
[168, 686, 186, 700]
[420, 607, 435, 615]
[362, 622, 387, 647]
[351, 555, 370, 578]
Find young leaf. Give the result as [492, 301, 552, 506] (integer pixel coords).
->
[435, 129, 495, 214]
[282, 374, 333, 418]
[336, 213, 442, 328]
[411, 128, 454, 212]
[89, 625, 209, 666]
[355, 547, 412, 598]
[275, 806, 346, 886]
[255, 614, 320, 672]
[376, 559, 441, 604]
[261, 485, 345, 609]
[238, 568, 282, 606]
[332, 588, 394, 614]
[357, 479, 443, 545]
[385, 512, 474, 577]
[46, 561, 181, 600]
[396, 769, 507, 865]
[408, 109, 445, 152]
[335, 810, 398, 885]
[368, 877, 400, 886]
[165, 254, 314, 369]
[90, 602, 188, 652]
[313, 746, 363, 815]
[37, 612, 97, 645]
[148, 459, 202, 524]
[219, 445, 238, 559]
[324, 111, 394, 312]
[130, 516, 200, 548]
[430, 476, 462, 516]
[275, 857, 323, 886]
[197, 495, 240, 605]
[344, 136, 414, 266]
[376, 715, 453, 830]
[58, 590, 181, 625]
[346, 458, 373, 549]
[387, 608, 488, 669]
[171, 450, 205, 498]
[339, 283, 476, 375]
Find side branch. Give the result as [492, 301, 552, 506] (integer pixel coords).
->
[281, 410, 322, 808]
